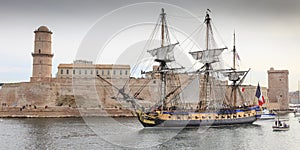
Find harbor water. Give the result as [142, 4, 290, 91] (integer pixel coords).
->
[0, 114, 299, 149]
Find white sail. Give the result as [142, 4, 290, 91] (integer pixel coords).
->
[147, 43, 178, 62]
[189, 47, 227, 64]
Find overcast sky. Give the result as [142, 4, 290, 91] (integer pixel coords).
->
[0, 0, 300, 91]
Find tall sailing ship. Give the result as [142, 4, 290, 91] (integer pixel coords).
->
[98, 8, 257, 127]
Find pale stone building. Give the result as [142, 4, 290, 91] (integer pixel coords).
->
[267, 67, 289, 110]
[30, 26, 53, 82]
[57, 60, 130, 79]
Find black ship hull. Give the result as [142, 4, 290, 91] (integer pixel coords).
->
[136, 107, 258, 127]
[139, 116, 257, 127]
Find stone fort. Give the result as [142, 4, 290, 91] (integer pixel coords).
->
[0, 26, 289, 114]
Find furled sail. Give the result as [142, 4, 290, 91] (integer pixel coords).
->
[223, 71, 248, 81]
[189, 47, 227, 64]
[147, 43, 178, 62]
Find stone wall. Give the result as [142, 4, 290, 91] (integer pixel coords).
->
[0, 81, 58, 107]
[0, 75, 271, 117]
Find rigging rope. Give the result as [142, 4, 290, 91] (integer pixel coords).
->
[167, 14, 205, 19]
[211, 22, 227, 48]
[181, 23, 204, 47]
[123, 16, 161, 96]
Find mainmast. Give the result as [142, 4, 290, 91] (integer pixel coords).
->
[205, 12, 211, 50]
[203, 11, 212, 110]
[161, 8, 165, 47]
[232, 32, 237, 107]
[233, 32, 236, 70]
[189, 10, 228, 110]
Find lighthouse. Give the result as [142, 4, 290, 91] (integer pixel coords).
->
[30, 26, 54, 82]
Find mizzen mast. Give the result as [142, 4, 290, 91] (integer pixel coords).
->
[225, 32, 250, 107]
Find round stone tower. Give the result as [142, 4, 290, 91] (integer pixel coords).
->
[30, 26, 54, 82]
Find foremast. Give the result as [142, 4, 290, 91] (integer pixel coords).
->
[160, 8, 167, 111]
[147, 8, 179, 111]
[97, 8, 180, 114]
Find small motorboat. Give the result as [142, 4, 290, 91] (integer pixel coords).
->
[272, 119, 289, 131]
[256, 108, 276, 120]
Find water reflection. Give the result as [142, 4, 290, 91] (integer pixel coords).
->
[23, 118, 53, 149]
[0, 114, 300, 149]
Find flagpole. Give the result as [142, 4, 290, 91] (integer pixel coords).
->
[255, 83, 263, 110]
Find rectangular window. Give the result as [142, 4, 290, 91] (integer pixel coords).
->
[85, 70, 87, 74]
[125, 70, 128, 75]
[102, 70, 104, 75]
[96, 70, 98, 75]
[113, 70, 116, 75]
[73, 70, 75, 74]
[66, 69, 69, 74]
[61, 69, 63, 74]
[108, 70, 110, 75]
[79, 70, 81, 74]
[91, 70, 93, 74]
[120, 70, 122, 75]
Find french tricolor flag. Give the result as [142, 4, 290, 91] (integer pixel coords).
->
[255, 83, 265, 106]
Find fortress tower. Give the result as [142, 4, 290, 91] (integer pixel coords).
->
[268, 67, 289, 110]
[30, 26, 54, 82]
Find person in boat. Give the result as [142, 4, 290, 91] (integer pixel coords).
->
[279, 121, 282, 126]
